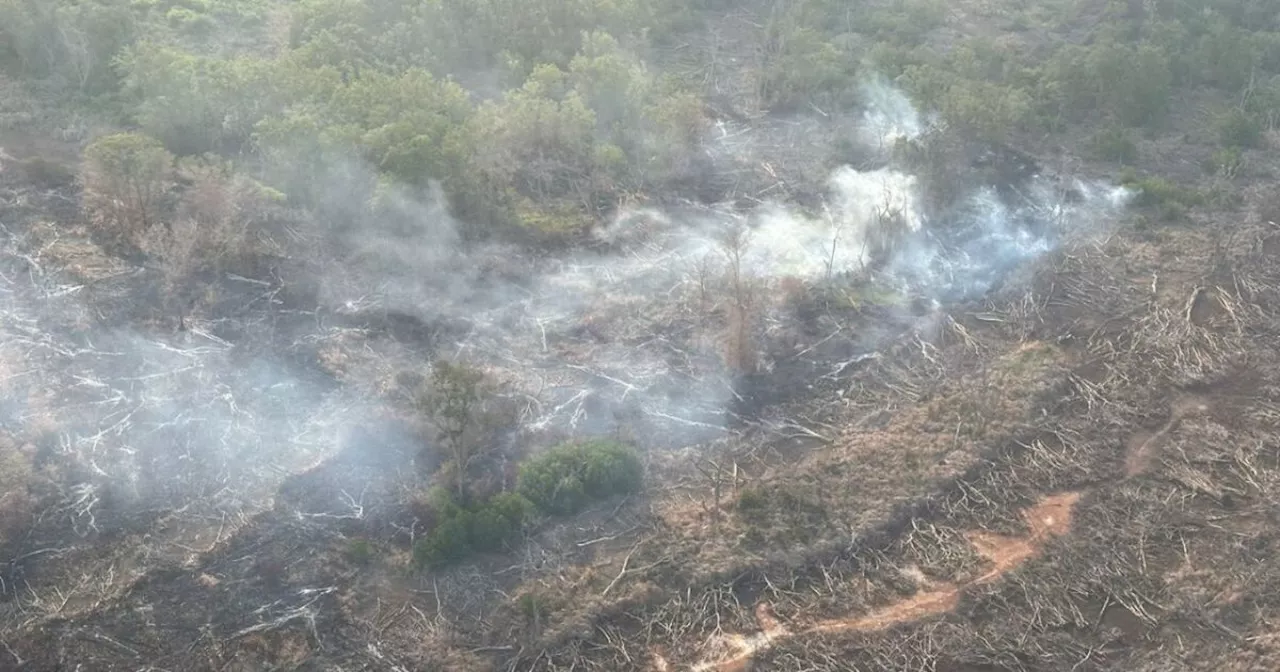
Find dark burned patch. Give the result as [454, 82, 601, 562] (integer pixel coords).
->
[1098, 602, 1148, 643]
[9, 561, 353, 670]
[1178, 367, 1264, 404]
[730, 303, 913, 418]
[1188, 286, 1223, 327]
[330, 306, 473, 353]
[1262, 233, 1280, 258]
[275, 419, 425, 539]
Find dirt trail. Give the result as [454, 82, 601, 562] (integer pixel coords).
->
[677, 492, 1082, 671]
[1124, 395, 1210, 477]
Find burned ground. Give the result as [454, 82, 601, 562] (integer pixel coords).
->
[3, 1, 1280, 670]
[2, 113, 1277, 672]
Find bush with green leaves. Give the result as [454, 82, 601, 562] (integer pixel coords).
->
[1207, 146, 1245, 178]
[0, 0, 136, 94]
[80, 132, 174, 243]
[117, 43, 282, 156]
[1091, 127, 1138, 164]
[1121, 172, 1205, 221]
[413, 491, 532, 569]
[733, 481, 829, 547]
[516, 439, 643, 515]
[1122, 174, 1203, 209]
[1216, 108, 1263, 149]
[345, 539, 373, 566]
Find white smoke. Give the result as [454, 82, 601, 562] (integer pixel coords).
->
[297, 76, 1134, 450]
[858, 75, 930, 149]
[743, 168, 922, 279]
[885, 177, 1131, 300]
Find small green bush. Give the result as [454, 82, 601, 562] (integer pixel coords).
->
[80, 132, 174, 242]
[733, 482, 829, 548]
[1216, 109, 1263, 149]
[1091, 127, 1138, 164]
[412, 491, 532, 570]
[518, 592, 550, 623]
[1121, 173, 1204, 211]
[414, 513, 473, 569]
[517, 439, 643, 515]
[1207, 146, 1244, 178]
[345, 539, 373, 566]
[735, 487, 769, 512]
[468, 492, 531, 550]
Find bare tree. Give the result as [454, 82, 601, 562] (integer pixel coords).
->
[718, 222, 758, 374]
[692, 458, 741, 537]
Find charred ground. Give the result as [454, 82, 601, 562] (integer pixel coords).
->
[3, 1, 1280, 671]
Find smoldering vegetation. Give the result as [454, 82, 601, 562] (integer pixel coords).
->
[7, 0, 1280, 669]
[301, 80, 1131, 446]
[0, 80, 1135, 544]
[0, 100, 1132, 672]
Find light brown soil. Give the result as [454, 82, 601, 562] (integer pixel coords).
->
[1124, 395, 1211, 477]
[676, 491, 1083, 671]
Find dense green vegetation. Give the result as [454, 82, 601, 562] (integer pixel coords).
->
[413, 439, 642, 569]
[413, 490, 533, 569]
[4, 0, 1277, 243]
[517, 439, 644, 515]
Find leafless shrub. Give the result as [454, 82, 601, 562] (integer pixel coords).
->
[724, 302, 758, 374]
[127, 156, 285, 322]
[777, 275, 808, 305]
[719, 224, 759, 374]
[169, 157, 282, 273]
[0, 435, 34, 544]
[1257, 187, 1280, 226]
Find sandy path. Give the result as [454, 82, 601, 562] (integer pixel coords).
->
[677, 491, 1083, 671]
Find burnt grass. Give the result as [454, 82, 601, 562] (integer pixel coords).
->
[516, 230, 1280, 671]
[5, 99, 1280, 672]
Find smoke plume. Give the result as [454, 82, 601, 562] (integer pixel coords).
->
[0, 80, 1133, 551]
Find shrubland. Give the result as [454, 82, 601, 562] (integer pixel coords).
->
[2, 0, 1275, 245]
[412, 438, 643, 569]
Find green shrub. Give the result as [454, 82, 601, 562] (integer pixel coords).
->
[517, 439, 643, 515]
[513, 199, 595, 239]
[1207, 146, 1244, 178]
[735, 487, 769, 512]
[733, 482, 829, 547]
[518, 591, 551, 624]
[0, 0, 136, 94]
[80, 132, 173, 242]
[345, 539, 373, 566]
[166, 7, 216, 36]
[1091, 127, 1138, 164]
[1216, 109, 1263, 149]
[1121, 173, 1204, 210]
[414, 513, 473, 569]
[412, 440, 641, 571]
[412, 491, 532, 570]
[467, 492, 531, 550]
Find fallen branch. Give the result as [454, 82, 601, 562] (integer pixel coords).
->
[602, 544, 643, 597]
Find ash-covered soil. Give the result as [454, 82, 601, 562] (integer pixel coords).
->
[2, 51, 1280, 672]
